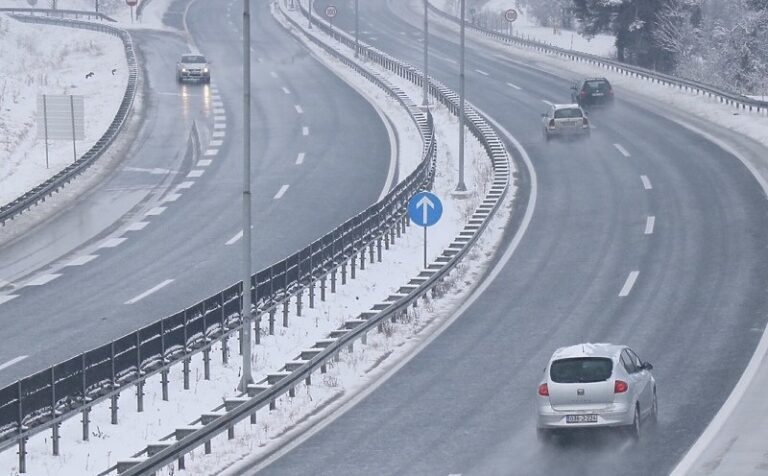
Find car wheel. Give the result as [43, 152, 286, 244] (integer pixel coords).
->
[543, 129, 551, 142]
[650, 389, 658, 424]
[628, 405, 641, 441]
[537, 428, 552, 443]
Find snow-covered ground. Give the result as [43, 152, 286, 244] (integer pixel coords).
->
[0, 13, 127, 208]
[0, 1, 514, 473]
[438, 0, 616, 58]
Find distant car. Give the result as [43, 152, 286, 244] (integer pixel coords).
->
[536, 343, 657, 442]
[541, 104, 590, 141]
[177, 54, 210, 83]
[571, 78, 614, 107]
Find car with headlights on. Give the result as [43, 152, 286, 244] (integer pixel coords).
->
[536, 343, 656, 442]
[541, 104, 590, 141]
[177, 54, 210, 83]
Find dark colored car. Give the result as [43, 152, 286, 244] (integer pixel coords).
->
[571, 78, 614, 107]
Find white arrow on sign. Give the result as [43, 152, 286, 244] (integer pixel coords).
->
[416, 195, 436, 226]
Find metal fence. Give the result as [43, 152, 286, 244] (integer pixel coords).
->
[0, 12, 135, 225]
[113, 3, 513, 473]
[426, 1, 768, 115]
[0, 11, 439, 469]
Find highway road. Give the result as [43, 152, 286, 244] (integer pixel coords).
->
[0, 0, 392, 387]
[250, 1, 768, 475]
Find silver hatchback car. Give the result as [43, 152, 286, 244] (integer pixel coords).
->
[541, 103, 590, 141]
[536, 343, 657, 441]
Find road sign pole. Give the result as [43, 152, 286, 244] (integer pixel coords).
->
[423, 226, 427, 269]
[42, 94, 49, 169]
[456, 0, 467, 192]
[70, 95, 77, 163]
[239, 0, 254, 392]
[354, 0, 359, 57]
[422, 0, 429, 106]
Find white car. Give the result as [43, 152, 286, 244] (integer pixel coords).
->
[536, 343, 657, 441]
[541, 103, 590, 141]
[176, 54, 210, 83]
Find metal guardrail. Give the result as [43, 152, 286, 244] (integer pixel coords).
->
[0, 8, 116, 21]
[0, 12, 132, 225]
[426, 1, 768, 115]
[0, 8, 439, 473]
[113, 2, 513, 474]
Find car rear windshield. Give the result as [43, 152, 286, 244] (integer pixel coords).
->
[550, 357, 613, 383]
[585, 80, 610, 92]
[554, 108, 583, 119]
[182, 55, 206, 63]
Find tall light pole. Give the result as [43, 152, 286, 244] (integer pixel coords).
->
[239, 0, 254, 393]
[422, 0, 429, 106]
[354, 0, 359, 57]
[455, 0, 467, 192]
[308, 0, 313, 29]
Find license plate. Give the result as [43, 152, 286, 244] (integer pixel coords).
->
[566, 415, 598, 424]
[592, 92, 604, 97]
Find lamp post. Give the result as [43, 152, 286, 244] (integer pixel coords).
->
[354, 0, 359, 57]
[422, 0, 429, 106]
[455, 0, 467, 192]
[239, 0, 254, 393]
[308, 0, 313, 29]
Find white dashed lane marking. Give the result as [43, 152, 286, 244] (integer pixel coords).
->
[542, 99, 554, 106]
[274, 184, 290, 199]
[645, 216, 656, 235]
[214, 123, 226, 130]
[25, 274, 62, 286]
[302, 127, 309, 136]
[641, 175, 653, 190]
[210, 140, 223, 147]
[474, 69, 490, 76]
[614, 143, 631, 157]
[124, 279, 174, 305]
[205, 149, 218, 156]
[126, 221, 149, 231]
[99, 237, 127, 248]
[197, 159, 212, 167]
[270, 71, 278, 78]
[296, 152, 305, 165]
[176, 181, 195, 189]
[619, 271, 640, 297]
[212, 131, 226, 138]
[163, 193, 181, 202]
[65, 255, 98, 267]
[295, 105, 304, 114]
[282, 87, 291, 95]
[187, 170, 205, 178]
[145, 207, 167, 216]
[506, 82, 521, 90]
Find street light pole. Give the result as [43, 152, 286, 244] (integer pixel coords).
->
[239, 0, 254, 393]
[354, 0, 359, 58]
[308, 0, 313, 29]
[422, 0, 429, 106]
[455, 0, 467, 192]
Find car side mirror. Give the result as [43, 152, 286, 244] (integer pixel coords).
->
[642, 362, 653, 371]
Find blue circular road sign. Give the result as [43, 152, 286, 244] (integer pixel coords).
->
[408, 191, 443, 227]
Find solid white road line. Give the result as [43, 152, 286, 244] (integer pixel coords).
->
[163, 193, 181, 202]
[506, 82, 521, 90]
[302, 126, 309, 136]
[65, 255, 98, 267]
[145, 207, 167, 216]
[295, 105, 304, 114]
[197, 159, 212, 167]
[542, 99, 554, 106]
[176, 181, 195, 189]
[641, 175, 653, 190]
[125, 221, 149, 231]
[226, 230, 243, 246]
[474, 69, 490, 76]
[274, 184, 289, 199]
[124, 279, 174, 305]
[0, 295, 19, 306]
[0, 355, 27, 372]
[187, 170, 205, 178]
[99, 237, 127, 248]
[619, 271, 640, 297]
[614, 143, 631, 157]
[296, 152, 306, 165]
[282, 86, 291, 94]
[25, 274, 62, 286]
[645, 216, 656, 235]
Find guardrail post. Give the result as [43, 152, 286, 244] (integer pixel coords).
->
[183, 356, 191, 390]
[205, 439, 212, 454]
[331, 269, 337, 293]
[321, 362, 327, 373]
[309, 281, 316, 308]
[377, 238, 382, 262]
[289, 386, 296, 398]
[351, 255, 356, 279]
[269, 308, 276, 335]
[203, 347, 211, 380]
[238, 327, 243, 356]
[52, 422, 60, 456]
[347, 342, 354, 353]
[384, 229, 390, 250]
[283, 300, 290, 327]
[18, 436, 26, 474]
[136, 379, 144, 413]
[82, 407, 90, 441]
[321, 276, 327, 301]
[255, 313, 261, 345]
[161, 320, 169, 401]
[179, 454, 186, 470]
[305, 371, 312, 386]
[341, 261, 347, 285]
[360, 249, 366, 270]
[222, 334, 229, 364]
[110, 340, 119, 424]
[391, 225, 396, 245]
[228, 424, 235, 439]
[297, 290, 303, 316]
[81, 353, 89, 441]
[396, 218, 402, 238]
[270, 399, 277, 410]
[49, 366, 59, 455]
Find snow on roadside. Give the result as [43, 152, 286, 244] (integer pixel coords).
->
[0, 13, 127, 208]
[0, 2, 514, 475]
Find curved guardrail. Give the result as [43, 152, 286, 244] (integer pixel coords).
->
[0, 12, 135, 225]
[426, 1, 768, 115]
[113, 2, 513, 473]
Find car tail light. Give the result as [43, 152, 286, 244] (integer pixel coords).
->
[548, 119, 555, 128]
[580, 90, 587, 97]
[608, 88, 614, 96]
[538, 383, 549, 396]
[614, 380, 628, 393]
